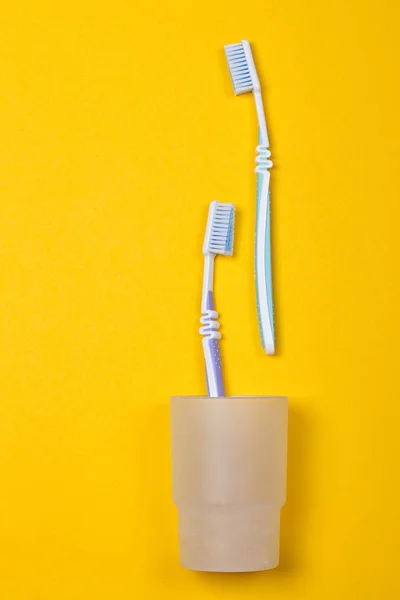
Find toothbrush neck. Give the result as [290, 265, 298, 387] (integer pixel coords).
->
[201, 254, 215, 313]
[254, 90, 269, 147]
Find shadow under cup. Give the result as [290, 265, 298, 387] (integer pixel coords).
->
[170, 395, 288, 572]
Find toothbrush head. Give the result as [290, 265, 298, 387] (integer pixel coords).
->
[203, 201, 235, 257]
[224, 40, 260, 95]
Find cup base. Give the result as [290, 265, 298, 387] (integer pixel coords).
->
[178, 504, 280, 572]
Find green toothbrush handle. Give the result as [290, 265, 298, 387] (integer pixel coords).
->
[255, 142, 275, 355]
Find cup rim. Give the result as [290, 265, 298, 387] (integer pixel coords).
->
[170, 395, 288, 400]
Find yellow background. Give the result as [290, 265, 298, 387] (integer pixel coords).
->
[0, 0, 399, 598]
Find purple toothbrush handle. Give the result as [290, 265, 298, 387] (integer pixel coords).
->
[208, 337, 225, 396]
[205, 291, 225, 397]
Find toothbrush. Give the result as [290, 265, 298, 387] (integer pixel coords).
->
[200, 201, 235, 397]
[224, 40, 275, 355]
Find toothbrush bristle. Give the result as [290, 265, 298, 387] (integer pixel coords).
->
[224, 41, 253, 95]
[204, 201, 235, 256]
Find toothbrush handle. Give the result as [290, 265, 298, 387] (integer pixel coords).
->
[202, 336, 225, 397]
[255, 159, 275, 355]
[200, 291, 225, 397]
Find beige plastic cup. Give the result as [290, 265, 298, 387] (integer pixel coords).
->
[170, 395, 288, 572]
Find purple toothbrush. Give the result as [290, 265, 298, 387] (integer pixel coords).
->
[199, 201, 235, 397]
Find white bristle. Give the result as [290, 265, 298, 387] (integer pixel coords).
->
[224, 40, 258, 95]
[203, 201, 235, 256]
